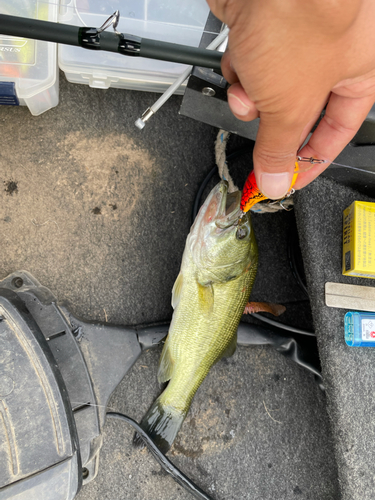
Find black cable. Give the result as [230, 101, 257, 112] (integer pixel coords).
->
[251, 313, 315, 336]
[106, 412, 215, 500]
[237, 323, 321, 380]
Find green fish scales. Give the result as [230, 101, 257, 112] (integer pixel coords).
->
[162, 260, 257, 411]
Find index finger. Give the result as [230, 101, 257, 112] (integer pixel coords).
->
[295, 92, 375, 189]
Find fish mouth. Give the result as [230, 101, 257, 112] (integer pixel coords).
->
[215, 183, 242, 229]
[191, 181, 241, 234]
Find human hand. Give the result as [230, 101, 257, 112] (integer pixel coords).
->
[207, 0, 375, 198]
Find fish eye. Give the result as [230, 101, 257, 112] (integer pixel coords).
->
[236, 226, 249, 240]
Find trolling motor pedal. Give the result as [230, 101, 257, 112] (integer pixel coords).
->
[0, 271, 168, 500]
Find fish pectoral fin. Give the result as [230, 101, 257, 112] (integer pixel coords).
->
[221, 333, 237, 359]
[171, 272, 183, 309]
[157, 339, 174, 383]
[243, 301, 286, 316]
[198, 282, 214, 314]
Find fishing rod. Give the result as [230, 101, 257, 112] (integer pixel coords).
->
[0, 11, 223, 70]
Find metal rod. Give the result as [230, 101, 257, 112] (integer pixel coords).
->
[135, 26, 229, 130]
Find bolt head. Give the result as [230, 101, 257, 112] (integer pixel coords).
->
[12, 277, 24, 289]
[202, 87, 216, 97]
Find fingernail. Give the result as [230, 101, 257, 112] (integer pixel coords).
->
[227, 93, 250, 116]
[259, 172, 292, 200]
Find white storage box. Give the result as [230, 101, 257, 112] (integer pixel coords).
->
[0, 1, 59, 116]
[58, 0, 210, 93]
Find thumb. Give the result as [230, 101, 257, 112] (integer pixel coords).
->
[254, 112, 304, 200]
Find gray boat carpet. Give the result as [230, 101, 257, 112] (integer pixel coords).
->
[0, 73, 340, 499]
[295, 177, 375, 500]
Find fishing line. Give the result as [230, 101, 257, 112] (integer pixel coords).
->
[329, 161, 375, 175]
[296, 156, 375, 176]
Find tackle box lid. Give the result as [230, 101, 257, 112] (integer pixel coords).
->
[58, 0, 210, 93]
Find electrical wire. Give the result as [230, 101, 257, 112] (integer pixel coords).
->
[106, 412, 215, 500]
[251, 313, 315, 336]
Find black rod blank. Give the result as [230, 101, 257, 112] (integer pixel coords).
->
[0, 14, 223, 70]
[0, 14, 80, 46]
[139, 38, 222, 69]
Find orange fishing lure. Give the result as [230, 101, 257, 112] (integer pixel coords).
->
[240, 162, 300, 213]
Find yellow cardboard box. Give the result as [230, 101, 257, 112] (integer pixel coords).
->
[343, 201, 375, 279]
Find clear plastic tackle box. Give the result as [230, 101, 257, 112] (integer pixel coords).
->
[0, 0, 210, 115]
[0, 0, 59, 116]
[58, 0, 210, 93]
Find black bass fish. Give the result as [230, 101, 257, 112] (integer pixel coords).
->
[135, 180, 258, 453]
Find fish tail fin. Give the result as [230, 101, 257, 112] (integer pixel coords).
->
[133, 395, 186, 454]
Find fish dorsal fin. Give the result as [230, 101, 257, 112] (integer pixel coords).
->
[171, 273, 183, 309]
[157, 337, 174, 383]
[221, 333, 237, 359]
[198, 282, 214, 314]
